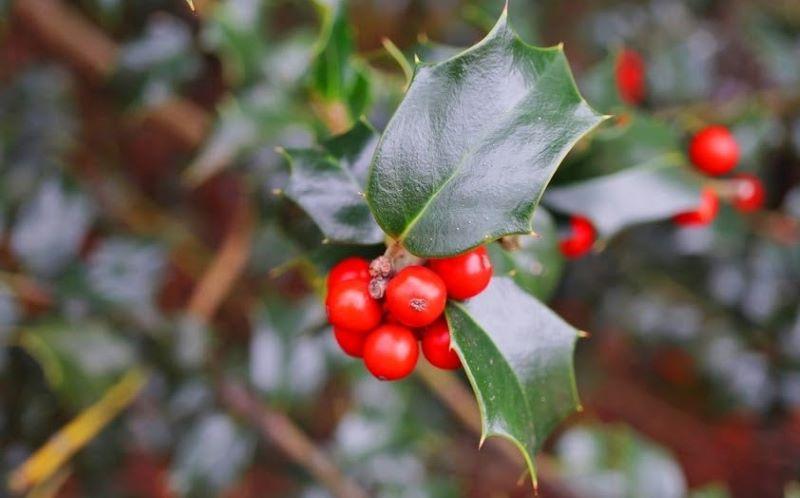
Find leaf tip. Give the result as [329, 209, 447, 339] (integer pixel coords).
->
[507, 269, 518, 277]
[274, 145, 286, 155]
[413, 53, 422, 65]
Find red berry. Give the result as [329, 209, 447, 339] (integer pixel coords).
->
[673, 187, 719, 226]
[732, 174, 765, 213]
[428, 246, 492, 300]
[325, 279, 382, 333]
[327, 257, 370, 290]
[615, 48, 645, 105]
[363, 324, 419, 380]
[559, 215, 596, 259]
[333, 326, 367, 357]
[421, 319, 461, 370]
[385, 266, 447, 328]
[688, 125, 740, 176]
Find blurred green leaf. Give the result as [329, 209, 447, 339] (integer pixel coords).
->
[283, 120, 384, 245]
[367, 11, 605, 257]
[487, 209, 564, 301]
[170, 413, 254, 497]
[447, 277, 580, 483]
[545, 156, 702, 238]
[20, 321, 137, 408]
[555, 424, 688, 498]
[310, 0, 372, 119]
[111, 15, 202, 108]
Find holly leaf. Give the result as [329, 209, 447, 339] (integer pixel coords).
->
[366, 8, 606, 257]
[487, 209, 563, 301]
[282, 120, 384, 245]
[446, 277, 580, 483]
[544, 156, 702, 238]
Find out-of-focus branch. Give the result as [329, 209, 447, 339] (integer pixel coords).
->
[416, 363, 583, 498]
[218, 382, 368, 498]
[12, 0, 211, 149]
[185, 195, 254, 322]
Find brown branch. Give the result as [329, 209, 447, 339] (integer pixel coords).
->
[218, 381, 368, 498]
[13, 0, 211, 149]
[185, 194, 254, 322]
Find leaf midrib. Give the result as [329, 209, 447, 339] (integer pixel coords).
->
[396, 46, 568, 245]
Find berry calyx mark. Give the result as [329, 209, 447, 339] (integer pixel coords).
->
[688, 125, 740, 176]
[409, 298, 427, 311]
[385, 266, 446, 328]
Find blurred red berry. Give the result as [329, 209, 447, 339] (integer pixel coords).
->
[421, 319, 461, 370]
[559, 215, 596, 259]
[674, 187, 719, 226]
[325, 279, 382, 332]
[688, 125, 740, 176]
[363, 324, 419, 380]
[428, 246, 492, 300]
[732, 174, 765, 213]
[327, 257, 370, 290]
[333, 326, 368, 357]
[615, 48, 645, 105]
[385, 266, 447, 327]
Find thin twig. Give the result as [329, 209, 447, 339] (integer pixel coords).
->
[185, 194, 254, 322]
[218, 381, 368, 498]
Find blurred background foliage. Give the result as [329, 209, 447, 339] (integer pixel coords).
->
[0, 0, 799, 497]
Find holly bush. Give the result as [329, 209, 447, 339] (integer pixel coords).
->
[1, 0, 800, 497]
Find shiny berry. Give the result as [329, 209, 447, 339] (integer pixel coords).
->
[385, 266, 447, 327]
[333, 326, 367, 358]
[559, 215, 596, 259]
[363, 324, 419, 380]
[428, 246, 492, 300]
[327, 257, 370, 290]
[421, 319, 460, 370]
[688, 126, 740, 176]
[673, 187, 719, 226]
[615, 48, 645, 105]
[325, 279, 382, 333]
[732, 174, 765, 213]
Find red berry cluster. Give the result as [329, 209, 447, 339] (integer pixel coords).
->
[675, 125, 766, 226]
[325, 247, 493, 381]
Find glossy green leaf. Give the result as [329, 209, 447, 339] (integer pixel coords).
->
[366, 9, 606, 257]
[282, 120, 384, 245]
[487, 209, 564, 301]
[544, 156, 702, 238]
[446, 277, 580, 483]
